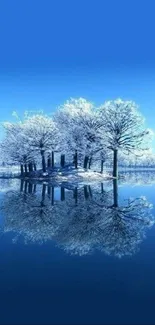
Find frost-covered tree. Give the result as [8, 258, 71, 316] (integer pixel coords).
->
[0, 98, 154, 177]
[54, 98, 103, 169]
[115, 148, 155, 169]
[1, 122, 35, 175]
[98, 99, 151, 177]
[1, 112, 59, 175]
[20, 114, 58, 173]
[92, 149, 111, 173]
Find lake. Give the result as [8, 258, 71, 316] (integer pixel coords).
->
[0, 172, 155, 324]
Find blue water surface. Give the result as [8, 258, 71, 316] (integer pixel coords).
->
[0, 173, 155, 324]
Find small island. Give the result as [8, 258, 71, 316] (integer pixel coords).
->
[0, 98, 152, 183]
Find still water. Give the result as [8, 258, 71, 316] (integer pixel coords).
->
[0, 172, 155, 324]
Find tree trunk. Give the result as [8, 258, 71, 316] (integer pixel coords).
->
[34, 163, 37, 171]
[88, 157, 92, 169]
[52, 151, 54, 168]
[113, 179, 118, 207]
[60, 154, 65, 168]
[47, 154, 52, 168]
[28, 162, 33, 173]
[73, 150, 78, 169]
[41, 150, 46, 173]
[113, 149, 118, 178]
[83, 156, 89, 169]
[20, 164, 24, 177]
[101, 160, 104, 174]
[24, 164, 28, 175]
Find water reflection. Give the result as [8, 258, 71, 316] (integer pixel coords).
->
[119, 170, 155, 185]
[0, 179, 154, 258]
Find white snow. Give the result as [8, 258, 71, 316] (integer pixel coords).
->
[54, 168, 112, 184]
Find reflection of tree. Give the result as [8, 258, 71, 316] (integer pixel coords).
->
[98, 180, 154, 257]
[0, 179, 20, 193]
[57, 180, 154, 257]
[1, 182, 69, 244]
[0, 180, 154, 258]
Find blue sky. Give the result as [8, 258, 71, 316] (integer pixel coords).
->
[0, 0, 155, 146]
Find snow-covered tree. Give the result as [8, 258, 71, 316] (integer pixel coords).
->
[54, 98, 104, 169]
[1, 113, 59, 175]
[98, 99, 151, 177]
[0, 98, 154, 177]
[23, 114, 59, 173]
[1, 122, 35, 175]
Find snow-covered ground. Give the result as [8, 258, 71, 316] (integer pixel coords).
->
[23, 167, 113, 186]
[52, 168, 113, 184]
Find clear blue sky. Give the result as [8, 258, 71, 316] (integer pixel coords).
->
[0, 0, 155, 145]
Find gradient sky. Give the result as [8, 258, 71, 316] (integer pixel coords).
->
[0, 0, 155, 146]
